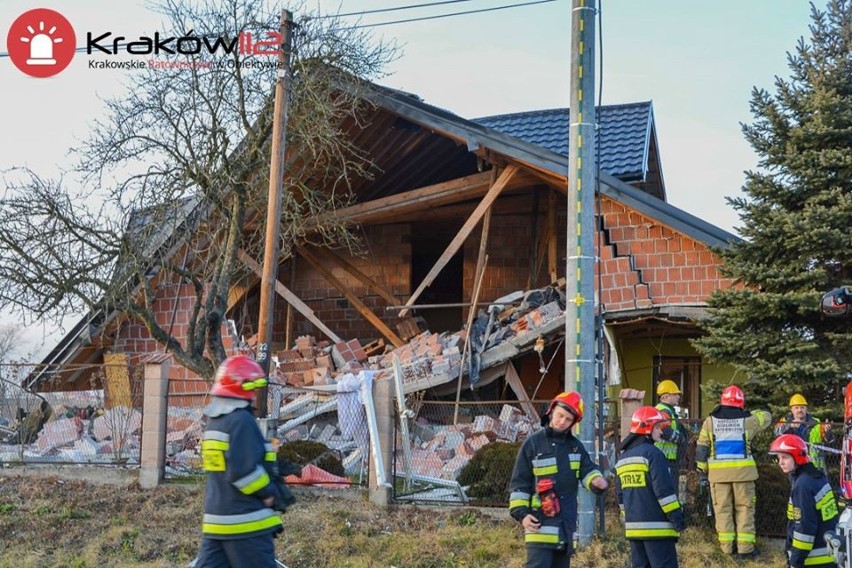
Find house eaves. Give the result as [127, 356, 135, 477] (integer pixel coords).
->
[365, 85, 738, 250]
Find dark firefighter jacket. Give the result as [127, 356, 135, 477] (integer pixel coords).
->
[616, 434, 685, 540]
[508, 426, 603, 550]
[200, 404, 284, 539]
[786, 463, 838, 568]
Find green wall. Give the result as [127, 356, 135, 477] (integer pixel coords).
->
[610, 335, 737, 419]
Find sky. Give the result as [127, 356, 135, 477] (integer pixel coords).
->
[0, 0, 815, 356]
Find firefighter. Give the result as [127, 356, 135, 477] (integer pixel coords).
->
[616, 406, 685, 568]
[195, 355, 285, 568]
[509, 391, 609, 568]
[654, 379, 687, 483]
[695, 385, 771, 559]
[774, 393, 833, 472]
[769, 434, 838, 568]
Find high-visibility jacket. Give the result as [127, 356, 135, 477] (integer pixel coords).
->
[508, 427, 603, 550]
[695, 405, 771, 483]
[785, 463, 839, 568]
[774, 412, 830, 470]
[654, 402, 683, 462]
[616, 435, 685, 540]
[200, 405, 284, 539]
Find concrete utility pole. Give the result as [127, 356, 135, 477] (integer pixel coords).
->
[256, 10, 294, 418]
[565, 0, 597, 547]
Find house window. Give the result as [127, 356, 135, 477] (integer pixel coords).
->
[653, 356, 701, 420]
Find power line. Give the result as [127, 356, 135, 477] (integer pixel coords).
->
[329, 0, 479, 18]
[0, 0, 561, 58]
[349, 0, 559, 28]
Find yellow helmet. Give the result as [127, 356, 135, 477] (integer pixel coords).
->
[657, 380, 682, 396]
[789, 393, 808, 407]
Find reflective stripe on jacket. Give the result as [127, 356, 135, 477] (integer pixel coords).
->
[654, 402, 681, 461]
[201, 407, 283, 539]
[508, 427, 603, 550]
[695, 407, 771, 483]
[616, 436, 684, 540]
[786, 463, 838, 568]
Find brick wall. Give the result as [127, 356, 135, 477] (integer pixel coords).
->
[287, 224, 411, 344]
[112, 282, 237, 403]
[597, 196, 735, 311]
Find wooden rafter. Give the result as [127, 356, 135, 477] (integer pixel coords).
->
[399, 164, 519, 318]
[309, 247, 400, 307]
[296, 247, 404, 347]
[304, 171, 493, 231]
[237, 249, 342, 344]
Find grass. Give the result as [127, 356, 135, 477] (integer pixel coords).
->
[0, 473, 788, 567]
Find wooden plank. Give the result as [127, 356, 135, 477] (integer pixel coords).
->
[454, 254, 488, 424]
[297, 247, 404, 347]
[103, 353, 132, 408]
[306, 171, 493, 230]
[237, 249, 342, 344]
[547, 190, 558, 283]
[311, 247, 399, 307]
[399, 165, 519, 318]
[504, 361, 540, 424]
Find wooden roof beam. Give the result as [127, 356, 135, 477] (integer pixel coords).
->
[399, 164, 519, 317]
[296, 246, 404, 347]
[304, 171, 493, 231]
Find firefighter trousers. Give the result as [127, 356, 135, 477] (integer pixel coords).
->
[525, 545, 571, 568]
[196, 533, 278, 568]
[710, 480, 756, 554]
[629, 538, 679, 568]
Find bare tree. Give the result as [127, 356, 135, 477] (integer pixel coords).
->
[0, 0, 397, 378]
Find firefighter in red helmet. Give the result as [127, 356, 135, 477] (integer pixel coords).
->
[769, 434, 838, 568]
[695, 385, 771, 560]
[616, 406, 685, 567]
[509, 391, 609, 567]
[194, 355, 289, 568]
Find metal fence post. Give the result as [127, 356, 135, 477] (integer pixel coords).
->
[139, 357, 170, 488]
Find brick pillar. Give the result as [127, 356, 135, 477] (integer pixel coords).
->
[369, 376, 393, 507]
[619, 388, 646, 440]
[139, 359, 170, 488]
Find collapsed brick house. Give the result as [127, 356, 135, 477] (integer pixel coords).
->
[26, 80, 739, 421]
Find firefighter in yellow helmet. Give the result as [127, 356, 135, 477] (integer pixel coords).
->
[654, 380, 687, 483]
[509, 391, 609, 567]
[773, 393, 833, 472]
[695, 385, 771, 560]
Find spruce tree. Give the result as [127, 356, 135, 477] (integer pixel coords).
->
[692, 0, 852, 416]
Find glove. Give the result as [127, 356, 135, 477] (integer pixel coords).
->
[668, 429, 682, 444]
[698, 473, 709, 489]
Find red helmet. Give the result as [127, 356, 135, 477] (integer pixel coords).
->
[720, 385, 745, 408]
[769, 434, 809, 466]
[630, 406, 670, 435]
[545, 391, 584, 423]
[210, 355, 267, 400]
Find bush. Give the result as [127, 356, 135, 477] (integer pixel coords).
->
[277, 440, 345, 477]
[457, 441, 521, 503]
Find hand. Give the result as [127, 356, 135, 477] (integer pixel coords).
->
[591, 476, 609, 492]
[521, 514, 541, 531]
[698, 473, 709, 489]
[262, 496, 275, 507]
[668, 429, 682, 444]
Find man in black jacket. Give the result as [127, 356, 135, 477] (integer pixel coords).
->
[509, 391, 609, 568]
[195, 355, 287, 568]
[769, 434, 838, 568]
[616, 406, 685, 568]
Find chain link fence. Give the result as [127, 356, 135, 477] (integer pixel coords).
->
[0, 362, 142, 465]
[165, 381, 371, 489]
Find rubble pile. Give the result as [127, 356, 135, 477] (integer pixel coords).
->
[402, 404, 536, 481]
